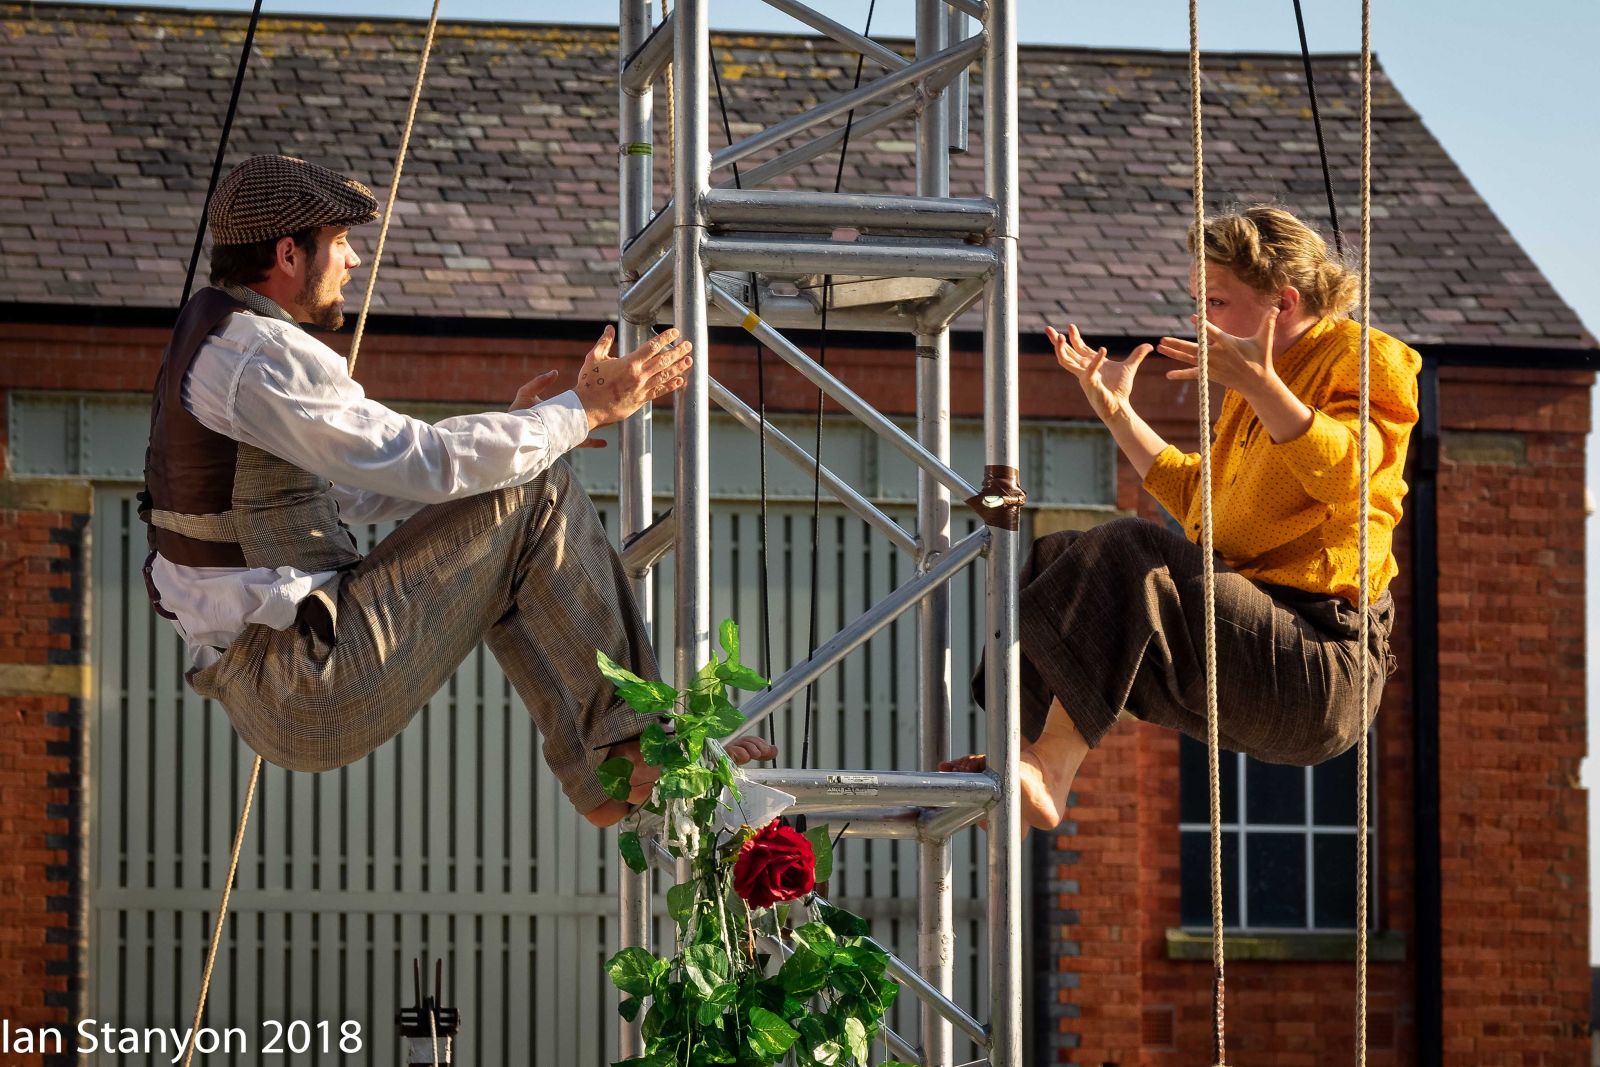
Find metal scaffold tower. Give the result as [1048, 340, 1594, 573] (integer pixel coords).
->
[612, 1, 1023, 1063]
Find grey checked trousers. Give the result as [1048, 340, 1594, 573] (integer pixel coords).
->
[189, 460, 657, 814]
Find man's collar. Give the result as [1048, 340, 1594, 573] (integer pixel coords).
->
[218, 283, 301, 327]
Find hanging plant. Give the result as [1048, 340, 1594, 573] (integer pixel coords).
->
[597, 620, 914, 1067]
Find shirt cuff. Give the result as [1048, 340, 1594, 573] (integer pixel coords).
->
[532, 389, 591, 455]
[1141, 444, 1196, 519]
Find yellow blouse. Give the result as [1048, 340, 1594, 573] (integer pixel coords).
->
[1142, 316, 1421, 604]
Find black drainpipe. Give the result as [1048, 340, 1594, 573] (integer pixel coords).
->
[1411, 356, 1442, 1067]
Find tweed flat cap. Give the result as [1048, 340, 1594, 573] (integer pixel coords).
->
[209, 155, 379, 246]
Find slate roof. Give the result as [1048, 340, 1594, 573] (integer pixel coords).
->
[0, 2, 1591, 348]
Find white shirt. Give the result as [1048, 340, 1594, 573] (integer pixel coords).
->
[150, 308, 590, 670]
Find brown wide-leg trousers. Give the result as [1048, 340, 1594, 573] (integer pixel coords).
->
[189, 460, 656, 815]
[977, 517, 1395, 765]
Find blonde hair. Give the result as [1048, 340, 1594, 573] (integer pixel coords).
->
[1190, 205, 1359, 319]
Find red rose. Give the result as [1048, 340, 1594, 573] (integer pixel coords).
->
[733, 820, 816, 909]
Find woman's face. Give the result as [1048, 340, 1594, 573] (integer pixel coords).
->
[1190, 262, 1279, 339]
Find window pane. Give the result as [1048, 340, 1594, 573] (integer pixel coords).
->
[1246, 833, 1307, 928]
[1313, 834, 1377, 929]
[1245, 758, 1306, 826]
[1179, 735, 1237, 824]
[1180, 829, 1238, 928]
[1313, 742, 1369, 827]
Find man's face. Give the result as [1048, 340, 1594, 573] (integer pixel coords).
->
[294, 227, 361, 330]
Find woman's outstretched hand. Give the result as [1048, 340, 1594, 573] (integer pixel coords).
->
[1047, 324, 1154, 425]
[1157, 307, 1279, 397]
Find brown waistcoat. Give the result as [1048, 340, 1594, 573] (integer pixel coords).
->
[139, 287, 363, 613]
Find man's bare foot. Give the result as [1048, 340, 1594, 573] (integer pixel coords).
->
[937, 749, 1070, 831]
[584, 735, 781, 828]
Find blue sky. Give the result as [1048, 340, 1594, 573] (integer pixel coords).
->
[77, 0, 1600, 953]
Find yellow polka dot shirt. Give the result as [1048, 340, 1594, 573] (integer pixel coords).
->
[1142, 316, 1422, 605]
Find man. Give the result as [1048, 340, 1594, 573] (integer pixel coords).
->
[141, 155, 774, 828]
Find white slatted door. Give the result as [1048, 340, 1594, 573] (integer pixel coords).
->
[91, 486, 999, 1065]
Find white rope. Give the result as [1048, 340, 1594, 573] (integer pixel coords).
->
[182, 4, 444, 1053]
[348, 0, 446, 373]
[1355, 1, 1373, 1062]
[1187, 3, 1227, 1063]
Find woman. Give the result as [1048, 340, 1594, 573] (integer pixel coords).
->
[944, 205, 1421, 832]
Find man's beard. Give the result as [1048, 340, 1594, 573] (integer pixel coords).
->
[295, 261, 345, 330]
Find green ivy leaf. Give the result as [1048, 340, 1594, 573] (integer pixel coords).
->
[617, 995, 642, 1022]
[639, 723, 683, 767]
[597, 757, 636, 802]
[777, 948, 829, 997]
[804, 824, 833, 884]
[842, 1017, 868, 1064]
[714, 662, 769, 692]
[745, 1006, 800, 1058]
[666, 881, 697, 927]
[657, 765, 716, 800]
[596, 650, 650, 690]
[810, 1039, 844, 1066]
[616, 681, 679, 714]
[684, 942, 729, 998]
[719, 618, 740, 666]
[605, 946, 660, 996]
[702, 699, 745, 739]
[617, 830, 647, 873]
[696, 981, 738, 1026]
[817, 902, 870, 938]
[791, 921, 839, 959]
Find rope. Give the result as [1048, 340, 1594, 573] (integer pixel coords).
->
[1291, 0, 1345, 256]
[1355, 3, 1373, 1063]
[178, 0, 265, 310]
[180, 755, 262, 1067]
[183, 3, 441, 1050]
[663, 0, 675, 193]
[348, 0, 446, 373]
[1187, 2, 1227, 1062]
[801, 0, 877, 773]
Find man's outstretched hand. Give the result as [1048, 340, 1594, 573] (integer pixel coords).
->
[508, 368, 606, 448]
[584, 733, 779, 828]
[575, 325, 694, 433]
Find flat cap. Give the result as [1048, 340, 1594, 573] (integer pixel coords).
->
[209, 155, 380, 247]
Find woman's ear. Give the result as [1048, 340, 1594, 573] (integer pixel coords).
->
[1277, 285, 1301, 314]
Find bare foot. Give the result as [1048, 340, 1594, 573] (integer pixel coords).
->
[938, 749, 1069, 831]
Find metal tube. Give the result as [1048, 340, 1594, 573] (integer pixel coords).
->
[729, 527, 988, 740]
[982, 2, 1024, 1064]
[673, 0, 711, 689]
[741, 768, 995, 810]
[944, 0, 985, 19]
[711, 34, 983, 172]
[709, 282, 981, 501]
[916, 3, 956, 1062]
[621, 7, 675, 96]
[703, 187, 995, 235]
[811, 892, 991, 1048]
[615, 2, 654, 1059]
[622, 205, 673, 276]
[620, 246, 677, 324]
[919, 804, 984, 842]
[708, 379, 919, 556]
[707, 292, 916, 332]
[946, 6, 970, 153]
[620, 508, 676, 577]
[704, 235, 996, 279]
[731, 96, 919, 189]
[761, 0, 908, 71]
[916, 275, 987, 333]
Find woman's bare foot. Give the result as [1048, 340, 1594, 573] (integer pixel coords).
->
[937, 748, 1069, 831]
[937, 699, 1088, 833]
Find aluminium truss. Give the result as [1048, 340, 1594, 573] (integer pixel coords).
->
[612, 2, 1024, 1064]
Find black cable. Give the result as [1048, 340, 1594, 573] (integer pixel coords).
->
[801, 0, 877, 774]
[179, 0, 266, 310]
[1291, 0, 1346, 256]
[710, 48, 775, 747]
